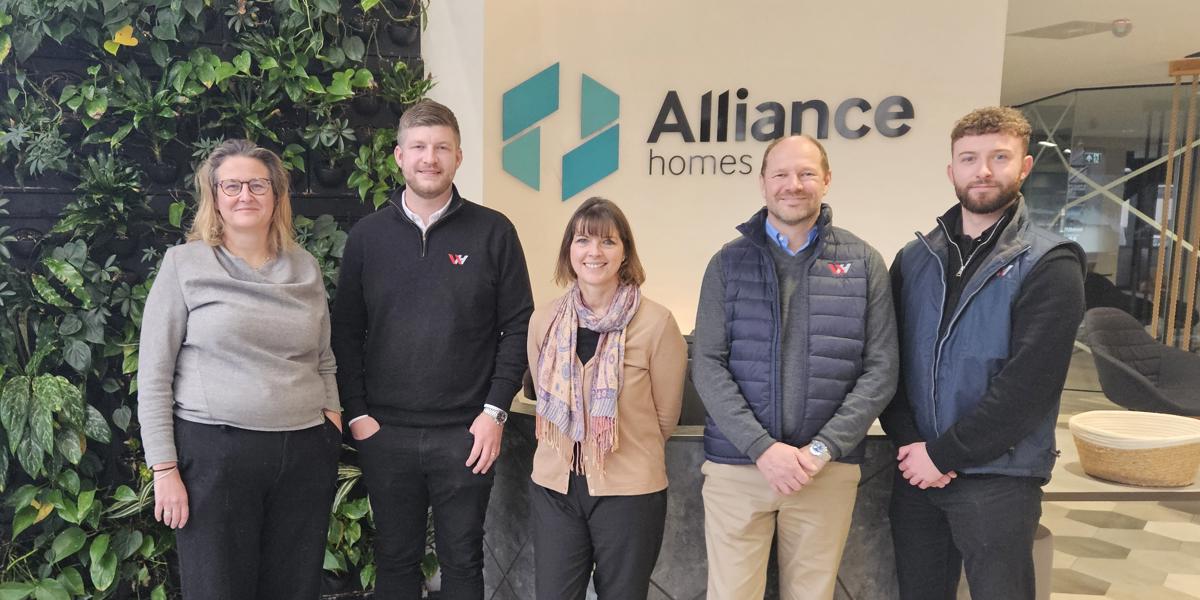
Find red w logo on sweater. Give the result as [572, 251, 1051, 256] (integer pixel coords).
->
[828, 262, 852, 276]
[448, 254, 470, 265]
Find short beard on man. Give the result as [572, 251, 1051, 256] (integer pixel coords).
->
[955, 178, 1022, 215]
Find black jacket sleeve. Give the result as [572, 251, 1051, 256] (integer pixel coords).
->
[483, 223, 534, 412]
[926, 247, 1085, 472]
[879, 249, 926, 447]
[330, 224, 369, 421]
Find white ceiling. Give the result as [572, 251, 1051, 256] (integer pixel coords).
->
[1002, 0, 1200, 106]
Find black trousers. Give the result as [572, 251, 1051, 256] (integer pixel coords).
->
[174, 417, 341, 600]
[357, 423, 494, 600]
[531, 474, 668, 600]
[889, 470, 1043, 600]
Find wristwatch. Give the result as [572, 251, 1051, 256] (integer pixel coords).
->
[483, 405, 508, 425]
[809, 440, 832, 461]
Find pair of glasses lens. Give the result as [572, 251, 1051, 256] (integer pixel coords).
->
[218, 179, 272, 196]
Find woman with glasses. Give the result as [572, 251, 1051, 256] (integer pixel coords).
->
[528, 197, 688, 599]
[138, 139, 342, 599]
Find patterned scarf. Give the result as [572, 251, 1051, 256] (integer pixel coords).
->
[535, 283, 640, 475]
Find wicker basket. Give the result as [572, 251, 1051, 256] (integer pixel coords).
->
[1068, 410, 1200, 487]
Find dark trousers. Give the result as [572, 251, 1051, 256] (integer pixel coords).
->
[357, 424, 494, 600]
[889, 471, 1043, 600]
[531, 474, 668, 600]
[174, 417, 341, 600]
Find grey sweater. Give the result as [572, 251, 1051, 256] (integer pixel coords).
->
[137, 240, 340, 466]
[693, 231, 898, 461]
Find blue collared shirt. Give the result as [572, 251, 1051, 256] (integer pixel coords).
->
[765, 219, 819, 256]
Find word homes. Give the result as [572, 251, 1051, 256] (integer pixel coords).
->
[647, 89, 915, 143]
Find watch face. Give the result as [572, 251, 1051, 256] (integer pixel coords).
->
[811, 441, 827, 456]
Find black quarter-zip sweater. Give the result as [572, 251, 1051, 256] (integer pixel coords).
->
[331, 186, 535, 427]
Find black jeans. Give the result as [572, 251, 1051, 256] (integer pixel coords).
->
[174, 417, 341, 600]
[531, 473, 668, 600]
[889, 470, 1043, 600]
[357, 423, 494, 600]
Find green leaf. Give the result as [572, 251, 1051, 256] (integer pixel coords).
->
[112, 485, 137, 502]
[351, 68, 374, 88]
[44, 258, 92, 307]
[343, 36, 365, 62]
[83, 405, 111, 443]
[16, 438, 43, 478]
[232, 51, 251, 74]
[314, 0, 339, 14]
[213, 62, 237, 84]
[150, 41, 169, 67]
[50, 527, 86, 564]
[29, 396, 53, 454]
[0, 581, 35, 600]
[360, 0, 381, 10]
[89, 535, 117, 590]
[56, 568, 84, 597]
[32, 578, 69, 600]
[151, 22, 177, 42]
[31, 275, 71, 309]
[58, 315, 82, 336]
[112, 529, 142, 560]
[151, 584, 166, 600]
[121, 349, 138, 375]
[55, 469, 80, 495]
[169, 201, 186, 228]
[0, 33, 10, 66]
[76, 489, 95, 521]
[1, 376, 31, 452]
[259, 56, 278, 70]
[63, 339, 91, 373]
[55, 430, 83, 465]
[85, 95, 108, 120]
[0, 452, 8, 493]
[112, 406, 131, 432]
[11, 505, 38, 539]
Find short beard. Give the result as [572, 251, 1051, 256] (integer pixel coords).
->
[955, 179, 1021, 215]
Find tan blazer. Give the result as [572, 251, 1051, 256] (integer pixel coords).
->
[527, 295, 688, 496]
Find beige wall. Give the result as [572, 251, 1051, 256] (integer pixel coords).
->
[429, 0, 1009, 329]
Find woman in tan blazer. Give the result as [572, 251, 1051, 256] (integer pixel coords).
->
[527, 196, 687, 600]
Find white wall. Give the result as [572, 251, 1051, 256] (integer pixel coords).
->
[425, 0, 1010, 329]
[422, 0, 484, 201]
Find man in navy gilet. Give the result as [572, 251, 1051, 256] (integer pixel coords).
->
[693, 135, 899, 600]
[881, 107, 1085, 600]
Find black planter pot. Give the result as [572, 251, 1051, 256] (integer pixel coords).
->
[352, 94, 382, 117]
[146, 159, 181, 185]
[105, 235, 138, 258]
[10, 228, 45, 261]
[314, 162, 350, 188]
[387, 23, 420, 47]
[61, 118, 86, 144]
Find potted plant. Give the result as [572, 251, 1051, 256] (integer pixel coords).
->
[50, 153, 153, 257]
[0, 73, 73, 187]
[108, 61, 199, 186]
[302, 112, 356, 188]
[377, 59, 435, 118]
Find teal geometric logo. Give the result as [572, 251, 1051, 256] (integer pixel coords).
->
[502, 63, 620, 201]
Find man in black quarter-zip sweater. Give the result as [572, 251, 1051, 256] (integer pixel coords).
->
[331, 100, 534, 600]
[881, 107, 1084, 600]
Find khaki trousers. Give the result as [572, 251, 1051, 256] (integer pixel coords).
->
[702, 460, 861, 600]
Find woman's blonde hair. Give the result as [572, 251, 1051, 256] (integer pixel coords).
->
[187, 139, 295, 253]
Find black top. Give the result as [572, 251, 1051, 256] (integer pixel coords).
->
[576, 327, 600, 364]
[881, 204, 1085, 472]
[331, 187, 535, 427]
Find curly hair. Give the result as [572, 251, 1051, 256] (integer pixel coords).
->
[951, 107, 1032, 151]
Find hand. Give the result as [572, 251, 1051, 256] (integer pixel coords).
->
[349, 416, 380, 441]
[152, 463, 189, 529]
[754, 442, 811, 496]
[897, 442, 953, 489]
[465, 412, 504, 475]
[798, 443, 830, 478]
[323, 409, 343, 433]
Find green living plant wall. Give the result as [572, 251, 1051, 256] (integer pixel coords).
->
[0, 1, 434, 598]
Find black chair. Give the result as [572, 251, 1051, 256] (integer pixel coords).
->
[1083, 307, 1200, 416]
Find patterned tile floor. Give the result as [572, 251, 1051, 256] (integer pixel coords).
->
[1046, 350, 1200, 600]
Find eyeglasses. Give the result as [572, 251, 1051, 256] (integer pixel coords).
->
[217, 178, 272, 196]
